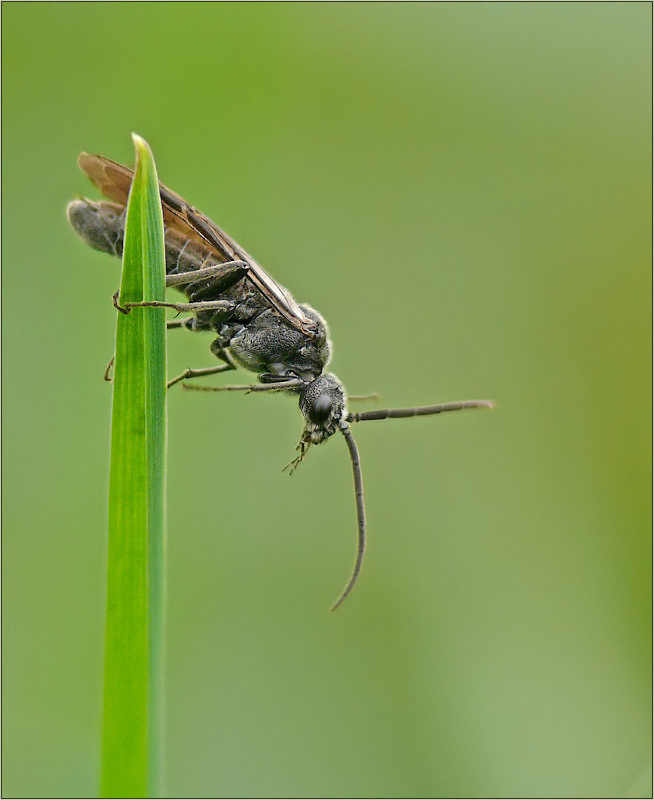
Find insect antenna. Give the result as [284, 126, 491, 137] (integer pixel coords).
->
[331, 424, 366, 612]
[347, 398, 494, 423]
[330, 399, 493, 611]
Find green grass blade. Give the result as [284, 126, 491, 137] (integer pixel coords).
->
[101, 134, 167, 798]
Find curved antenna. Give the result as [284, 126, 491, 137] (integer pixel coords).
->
[348, 399, 494, 423]
[331, 424, 366, 612]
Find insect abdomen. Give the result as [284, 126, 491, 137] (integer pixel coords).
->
[67, 199, 125, 257]
[67, 198, 230, 280]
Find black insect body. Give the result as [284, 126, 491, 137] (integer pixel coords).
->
[68, 153, 492, 610]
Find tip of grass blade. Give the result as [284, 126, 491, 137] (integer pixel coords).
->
[131, 133, 151, 161]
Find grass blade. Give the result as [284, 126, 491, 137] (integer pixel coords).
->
[101, 134, 167, 798]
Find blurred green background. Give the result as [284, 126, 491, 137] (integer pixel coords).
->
[2, 3, 651, 798]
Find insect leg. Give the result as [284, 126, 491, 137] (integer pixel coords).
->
[165, 260, 248, 289]
[166, 318, 190, 330]
[113, 293, 234, 316]
[182, 379, 303, 394]
[167, 363, 235, 389]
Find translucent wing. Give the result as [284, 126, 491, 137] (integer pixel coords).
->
[78, 153, 318, 336]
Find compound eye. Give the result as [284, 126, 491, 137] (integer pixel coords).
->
[310, 394, 332, 423]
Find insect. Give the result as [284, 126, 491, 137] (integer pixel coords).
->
[67, 152, 493, 611]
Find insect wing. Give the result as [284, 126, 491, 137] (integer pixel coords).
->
[78, 153, 317, 336]
[78, 153, 208, 248]
[179, 200, 317, 336]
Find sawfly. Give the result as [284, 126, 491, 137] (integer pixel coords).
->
[68, 152, 493, 610]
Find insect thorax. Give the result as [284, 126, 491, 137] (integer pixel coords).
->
[67, 196, 335, 383]
[224, 303, 333, 381]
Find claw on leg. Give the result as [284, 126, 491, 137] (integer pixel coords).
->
[104, 356, 115, 382]
[113, 291, 129, 314]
